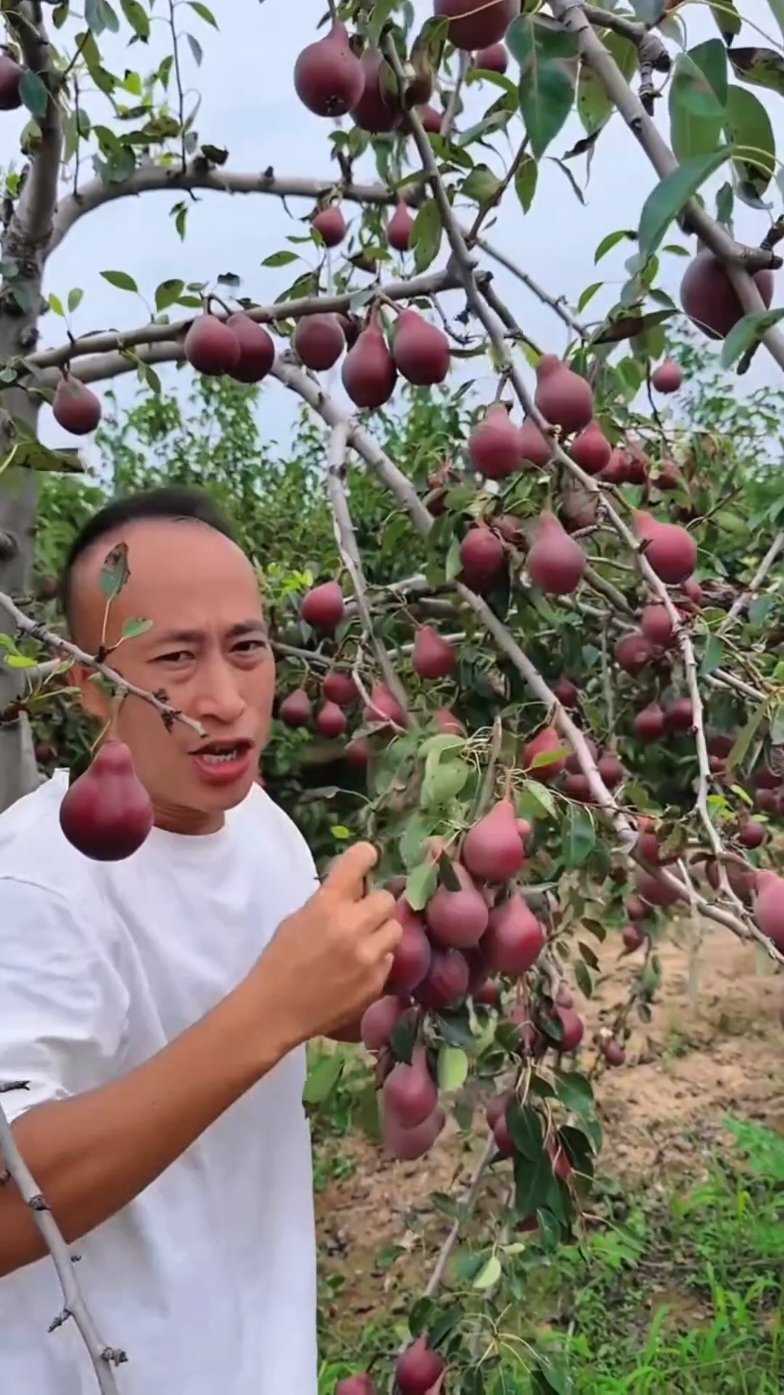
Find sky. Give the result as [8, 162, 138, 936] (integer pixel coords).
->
[2, 0, 783, 466]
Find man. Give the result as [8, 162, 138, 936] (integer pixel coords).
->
[0, 485, 401, 1394]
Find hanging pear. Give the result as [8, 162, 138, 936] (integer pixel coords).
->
[534, 354, 594, 434]
[527, 511, 585, 595]
[462, 797, 525, 883]
[391, 309, 450, 385]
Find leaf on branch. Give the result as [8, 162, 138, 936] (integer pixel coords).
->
[48, 293, 65, 318]
[405, 857, 438, 912]
[411, 199, 443, 273]
[508, 15, 576, 160]
[188, 0, 219, 28]
[720, 308, 784, 368]
[668, 43, 727, 163]
[19, 71, 49, 120]
[472, 1254, 502, 1290]
[437, 1044, 469, 1091]
[577, 31, 637, 137]
[725, 84, 776, 200]
[594, 229, 636, 262]
[592, 307, 675, 345]
[67, 287, 84, 314]
[302, 1051, 344, 1106]
[729, 46, 784, 97]
[155, 278, 186, 312]
[12, 442, 84, 474]
[261, 250, 300, 268]
[700, 633, 725, 676]
[122, 617, 153, 639]
[100, 541, 131, 602]
[638, 147, 731, 260]
[514, 155, 538, 213]
[562, 806, 595, 867]
[726, 698, 769, 772]
[101, 269, 139, 293]
[460, 164, 504, 204]
[120, 0, 151, 39]
[186, 33, 204, 66]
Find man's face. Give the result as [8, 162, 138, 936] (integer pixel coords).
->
[69, 516, 275, 834]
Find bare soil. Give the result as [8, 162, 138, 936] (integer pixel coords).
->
[316, 923, 784, 1326]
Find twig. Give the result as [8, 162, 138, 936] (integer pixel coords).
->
[718, 531, 784, 633]
[0, 1100, 126, 1392]
[325, 422, 414, 725]
[0, 591, 204, 738]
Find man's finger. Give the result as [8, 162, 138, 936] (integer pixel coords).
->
[323, 841, 379, 899]
[370, 917, 405, 958]
[355, 889, 396, 931]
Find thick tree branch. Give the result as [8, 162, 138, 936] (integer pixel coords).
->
[27, 269, 460, 381]
[0, 1097, 126, 1392]
[49, 166, 400, 256]
[4, 2, 62, 250]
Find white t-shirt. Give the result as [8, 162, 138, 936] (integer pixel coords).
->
[0, 770, 320, 1394]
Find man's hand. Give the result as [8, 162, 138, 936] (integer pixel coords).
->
[250, 842, 402, 1048]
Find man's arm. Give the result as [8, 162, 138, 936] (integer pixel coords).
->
[0, 970, 293, 1278]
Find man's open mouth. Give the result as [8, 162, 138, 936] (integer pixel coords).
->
[191, 738, 254, 765]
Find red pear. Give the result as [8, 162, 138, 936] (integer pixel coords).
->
[361, 995, 405, 1051]
[395, 1334, 446, 1394]
[739, 817, 766, 849]
[651, 358, 682, 393]
[554, 678, 579, 708]
[635, 866, 680, 908]
[59, 739, 153, 862]
[392, 309, 450, 386]
[483, 893, 544, 976]
[534, 354, 594, 434]
[293, 19, 364, 117]
[462, 797, 525, 883]
[342, 318, 397, 407]
[680, 247, 775, 340]
[683, 576, 703, 608]
[383, 1106, 445, 1160]
[322, 670, 358, 707]
[52, 377, 102, 435]
[459, 525, 506, 592]
[663, 697, 693, 734]
[426, 863, 489, 948]
[469, 402, 524, 479]
[383, 1044, 438, 1128]
[554, 1005, 584, 1052]
[279, 689, 312, 728]
[570, 420, 611, 476]
[292, 313, 345, 371]
[755, 874, 784, 950]
[597, 751, 624, 789]
[301, 581, 344, 630]
[336, 1377, 377, 1395]
[432, 708, 466, 736]
[311, 205, 347, 247]
[316, 701, 348, 739]
[527, 511, 585, 595]
[412, 626, 456, 680]
[523, 725, 566, 781]
[601, 449, 630, 485]
[602, 1038, 626, 1067]
[475, 42, 508, 72]
[387, 199, 415, 252]
[622, 923, 645, 952]
[518, 416, 554, 468]
[433, 0, 521, 50]
[225, 313, 275, 383]
[390, 899, 432, 992]
[353, 48, 403, 132]
[344, 737, 369, 768]
[418, 103, 443, 133]
[614, 631, 653, 675]
[633, 703, 665, 743]
[184, 312, 241, 376]
[0, 55, 22, 110]
[363, 683, 406, 728]
[414, 947, 470, 1009]
[641, 603, 674, 648]
[635, 511, 697, 585]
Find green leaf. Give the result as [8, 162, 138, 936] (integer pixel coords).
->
[594, 229, 636, 262]
[473, 1254, 502, 1290]
[709, 0, 741, 42]
[555, 1071, 594, 1115]
[577, 30, 637, 135]
[668, 45, 727, 163]
[577, 281, 603, 312]
[330, 825, 351, 840]
[509, 15, 576, 159]
[120, 0, 150, 38]
[638, 147, 731, 259]
[513, 1145, 552, 1219]
[507, 1100, 544, 1158]
[418, 733, 466, 760]
[99, 541, 130, 601]
[514, 155, 538, 212]
[411, 199, 442, 274]
[519, 779, 556, 819]
[188, 0, 218, 26]
[19, 70, 49, 119]
[405, 858, 438, 912]
[460, 164, 503, 204]
[122, 617, 153, 639]
[48, 293, 65, 318]
[729, 46, 784, 98]
[700, 633, 725, 677]
[302, 1051, 344, 1106]
[368, 0, 397, 45]
[186, 32, 203, 65]
[726, 698, 768, 771]
[67, 287, 84, 314]
[725, 84, 776, 198]
[155, 278, 185, 312]
[437, 1045, 468, 1091]
[261, 250, 299, 268]
[445, 533, 462, 583]
[721, 308, 784, 368]
[562, 805, 595, 867]
[101, 269, 139, 292]
[421, 755, 470, 808]
[5, 654, 37, 668]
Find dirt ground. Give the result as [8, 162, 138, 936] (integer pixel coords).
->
[316, 922, 784, 1324]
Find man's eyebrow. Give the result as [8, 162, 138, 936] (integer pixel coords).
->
[147, 620, 267, 645]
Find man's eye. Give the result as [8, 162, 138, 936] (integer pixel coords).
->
[235, 639, 267, 653]
[157, 651, 192, 664]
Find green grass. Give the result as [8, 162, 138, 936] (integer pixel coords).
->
[317, 1117, 784, 1394]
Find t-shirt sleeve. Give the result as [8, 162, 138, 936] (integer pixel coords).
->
[0, 877, 130, 1125]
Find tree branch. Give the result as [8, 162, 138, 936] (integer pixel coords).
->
[0, 1097, 126, 1392]
[29, 268, 461, 384]
[4, 2, 62, 251]
[325, 421, 414, 724]
[718, 531, 784, 633]
[49, 165, 401, 256]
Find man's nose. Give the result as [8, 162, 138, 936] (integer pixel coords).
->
[192, 656, 246, 725]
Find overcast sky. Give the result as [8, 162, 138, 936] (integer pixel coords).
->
[2, 0, 782, 462]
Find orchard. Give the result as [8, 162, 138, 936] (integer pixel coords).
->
[2, 0, 784, 1390]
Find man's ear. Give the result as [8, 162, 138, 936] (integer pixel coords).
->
[70, 662, 111, 724]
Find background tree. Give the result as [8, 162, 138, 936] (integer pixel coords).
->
[3, 1, 784, 1391]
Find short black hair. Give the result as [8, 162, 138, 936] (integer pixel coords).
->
[60, 484, 238, 634]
